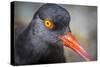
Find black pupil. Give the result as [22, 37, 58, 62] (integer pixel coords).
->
[47, 22, 49, 25]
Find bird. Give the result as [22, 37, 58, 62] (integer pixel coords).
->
[14, 3, 93, 66]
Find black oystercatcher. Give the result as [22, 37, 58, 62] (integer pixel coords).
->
[14, 3, 94, 65]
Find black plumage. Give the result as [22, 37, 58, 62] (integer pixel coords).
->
[14, 3, 70, 65]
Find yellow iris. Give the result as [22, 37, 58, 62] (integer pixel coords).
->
[44, 19, 54, 29]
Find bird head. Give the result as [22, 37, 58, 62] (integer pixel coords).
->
[32, 4, 93, 61]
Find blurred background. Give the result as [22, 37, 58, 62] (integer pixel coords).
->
[14, 2, 97, 62]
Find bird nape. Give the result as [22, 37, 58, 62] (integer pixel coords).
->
[14, 3, 94, 65]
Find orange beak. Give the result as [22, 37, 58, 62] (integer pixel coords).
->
[59, 32, 94, 61]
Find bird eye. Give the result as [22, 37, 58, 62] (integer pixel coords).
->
[44, 19, 54, 30]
